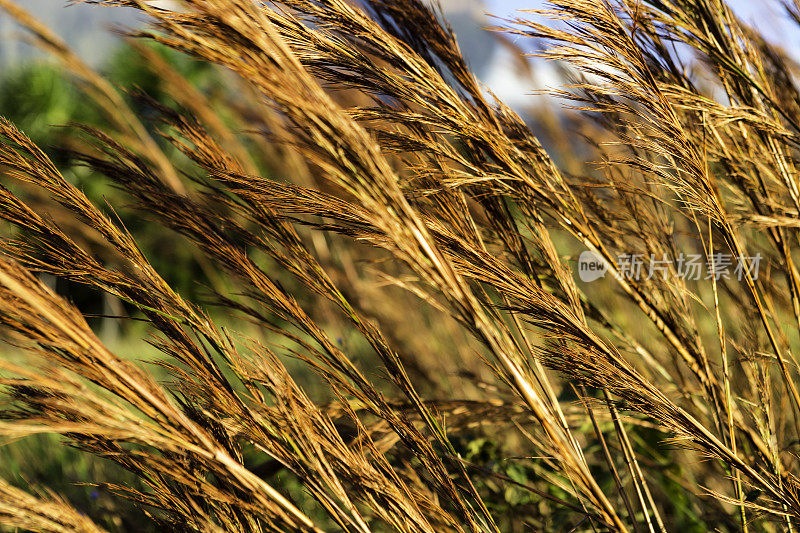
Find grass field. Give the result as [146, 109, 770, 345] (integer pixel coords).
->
[2, 0, 800, 531]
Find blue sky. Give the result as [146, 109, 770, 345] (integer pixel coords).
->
[476, 0, 800, 105]
[485, 0, 781, 19]
[483, 0, 800, 55]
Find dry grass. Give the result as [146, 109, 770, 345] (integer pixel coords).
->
[0, 0, 800, 530]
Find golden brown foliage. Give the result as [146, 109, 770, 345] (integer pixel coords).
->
[2, 0, 800, 531]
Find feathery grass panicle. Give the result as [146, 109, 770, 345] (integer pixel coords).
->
[1, 0, 800, 531]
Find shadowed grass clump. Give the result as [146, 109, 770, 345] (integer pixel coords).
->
[1, 0, 800, 531]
